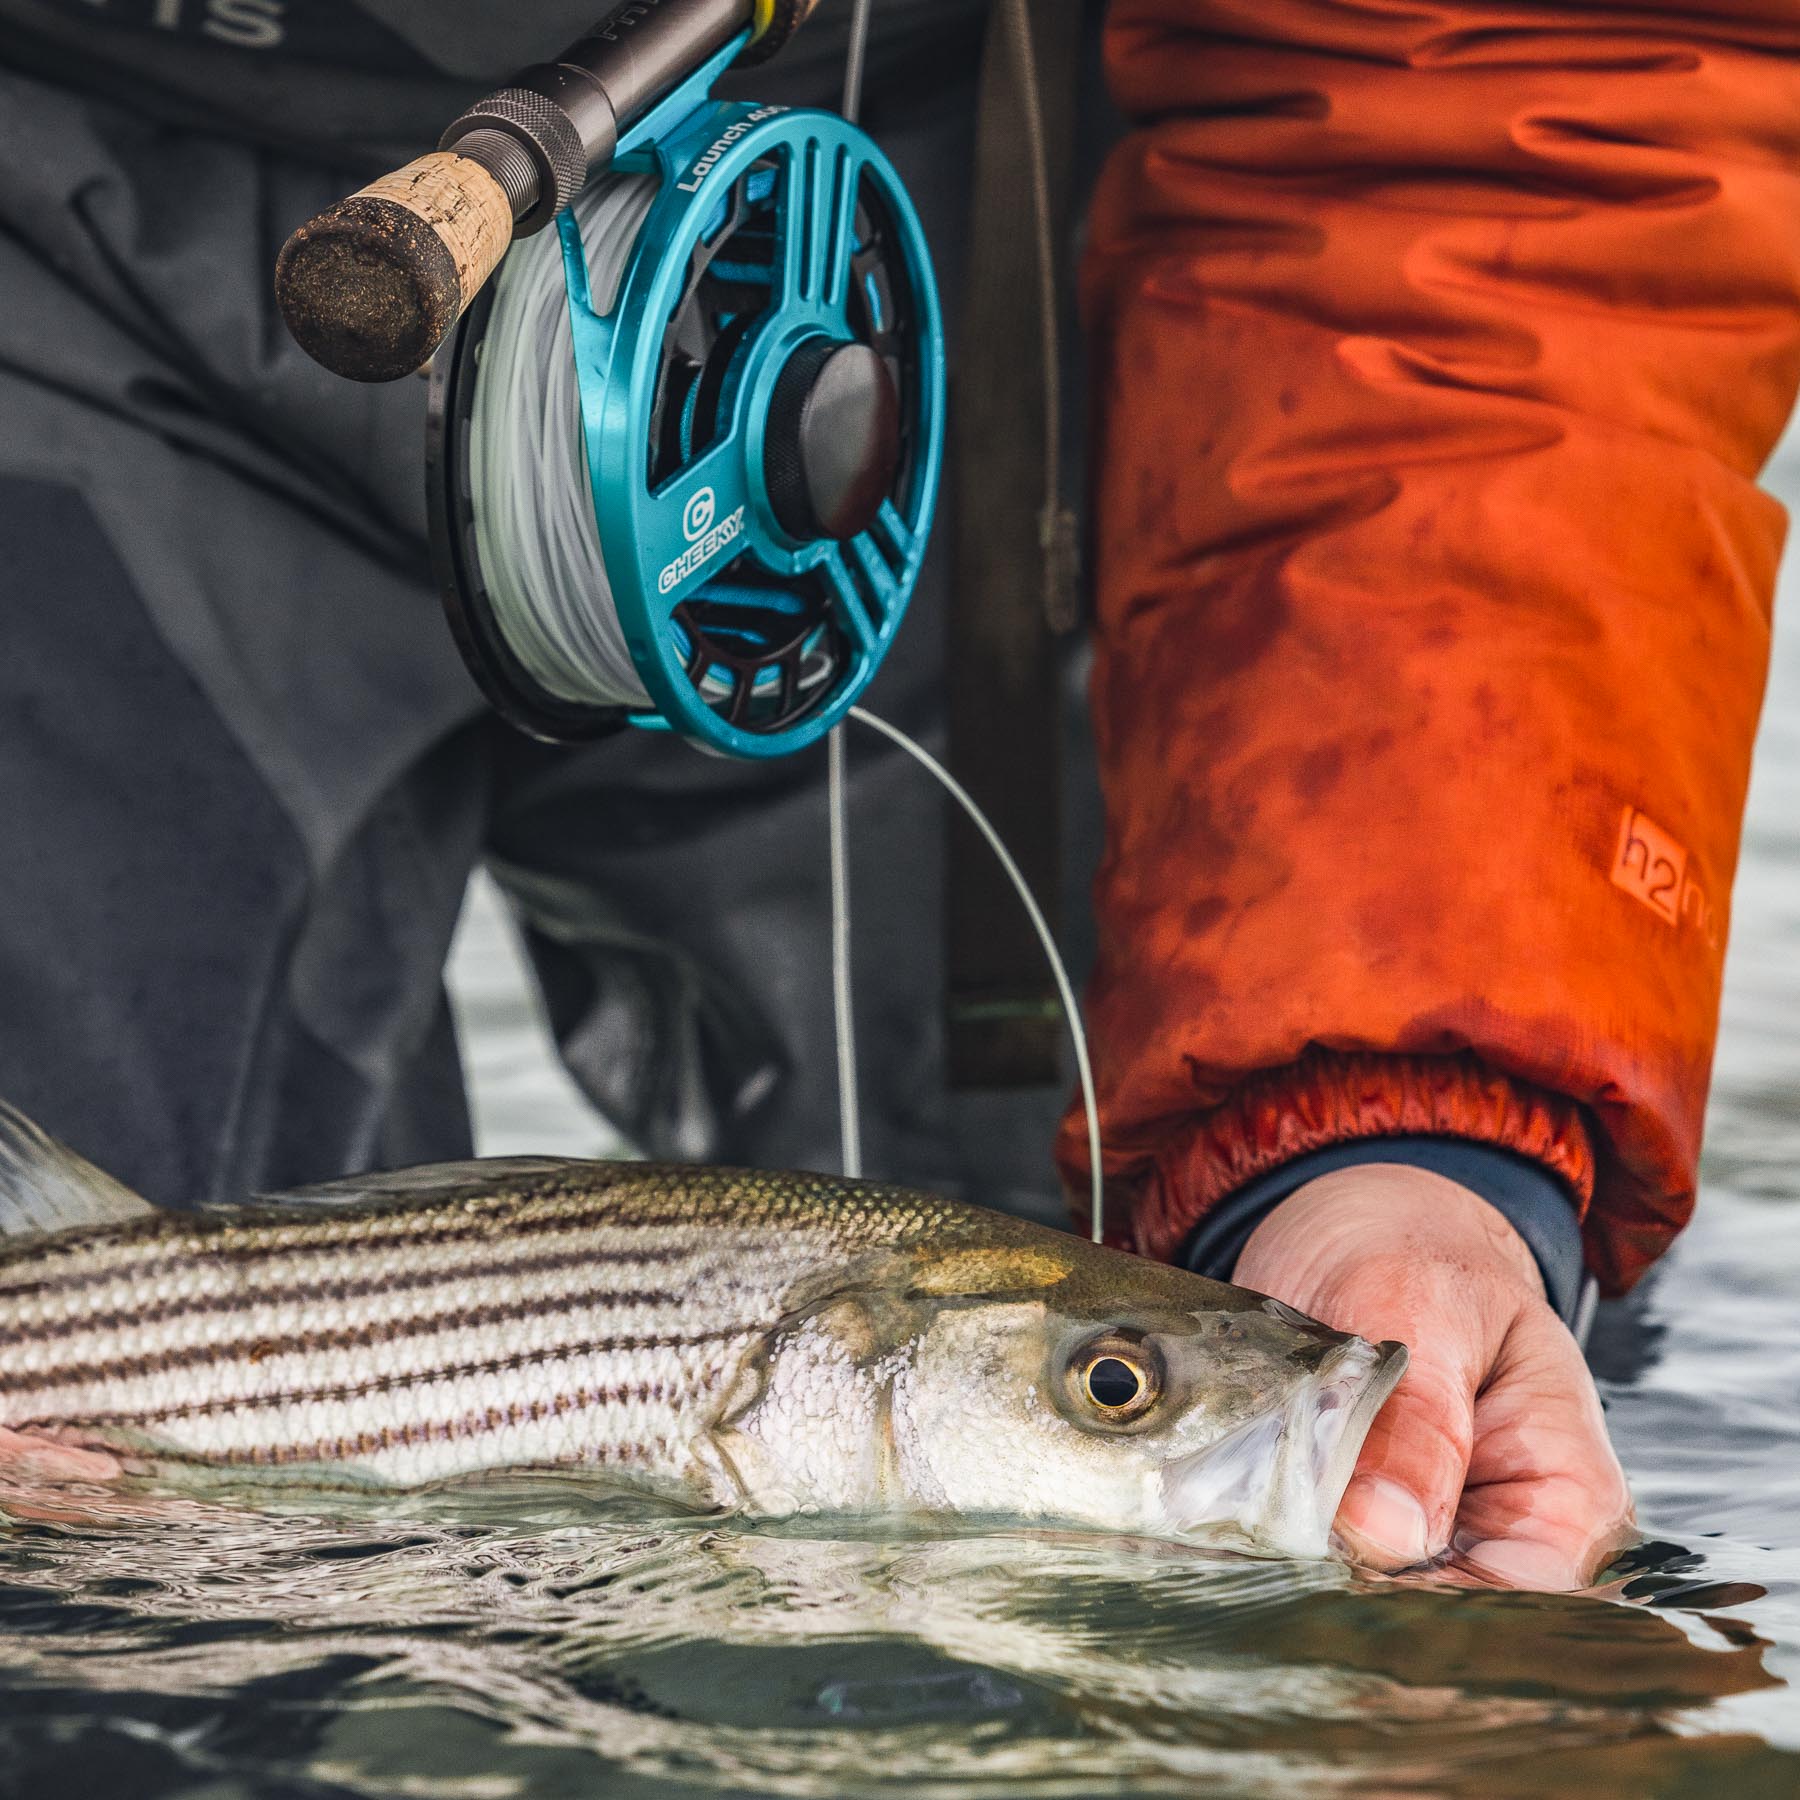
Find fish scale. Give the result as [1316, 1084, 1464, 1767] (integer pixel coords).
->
[0, 1162, 965, 1491]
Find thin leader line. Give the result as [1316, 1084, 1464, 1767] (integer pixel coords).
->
[850, 706, 1104, 1245]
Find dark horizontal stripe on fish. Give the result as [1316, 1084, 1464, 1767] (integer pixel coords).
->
[0, 1200, 772, 1305]
[19, 1345, 725, 1433]
[0, 1289, 765, 1399]
[0, 1240, 716, 1351]
[113, 1408, 669, 1471]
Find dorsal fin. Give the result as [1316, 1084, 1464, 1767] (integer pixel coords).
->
[0, 1102, 156, 1238]
[258, 1156, 575, 1211]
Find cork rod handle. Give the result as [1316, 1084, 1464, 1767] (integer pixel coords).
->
[274, 152, 516, 385]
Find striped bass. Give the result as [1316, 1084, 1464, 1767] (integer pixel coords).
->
[0, 1106, 1406, 1558]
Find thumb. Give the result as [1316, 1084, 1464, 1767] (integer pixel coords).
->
[1333, 1334, 1476, 1570]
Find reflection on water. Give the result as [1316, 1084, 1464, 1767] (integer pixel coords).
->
[8, 475, 1800, 1800]
[0, 1482, 1793, 1800]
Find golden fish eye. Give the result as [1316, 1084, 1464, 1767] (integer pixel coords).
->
[1086, 1356, 1144, 1410]
[1067, 1332, 1163, 1426]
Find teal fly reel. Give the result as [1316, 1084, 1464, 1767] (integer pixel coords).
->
[428, 40, 944, 758]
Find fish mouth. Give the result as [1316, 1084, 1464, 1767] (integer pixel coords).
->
[1161, 1335, 1409, 1558]
[1305, 1336, 1409, 1542]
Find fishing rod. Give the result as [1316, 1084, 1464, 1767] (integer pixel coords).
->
[277, 0, 821, 387]
[272, 0, 1103, 1237]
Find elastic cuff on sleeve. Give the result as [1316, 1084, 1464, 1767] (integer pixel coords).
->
[1181, 1136, 1589, 1325]
[1130, 1051, 1596, 1264]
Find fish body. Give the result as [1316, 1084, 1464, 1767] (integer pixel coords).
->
[0, 1112, 1405, 1557]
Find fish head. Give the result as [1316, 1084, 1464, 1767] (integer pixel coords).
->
[886, 1246, 1408, 1559]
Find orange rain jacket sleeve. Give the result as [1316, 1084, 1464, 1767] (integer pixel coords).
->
[1056, 0, 1800, 1293]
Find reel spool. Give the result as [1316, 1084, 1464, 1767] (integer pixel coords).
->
[428, 69, 944, 758]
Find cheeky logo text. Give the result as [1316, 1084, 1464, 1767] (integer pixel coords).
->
[658, 503, 746, 593]
[682, 486, 716, 541]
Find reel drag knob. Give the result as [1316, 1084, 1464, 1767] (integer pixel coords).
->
[764, 338, 901, 543]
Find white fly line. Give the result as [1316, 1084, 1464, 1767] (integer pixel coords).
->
[470, 172, 660, 710]
[846, 707, 1105, 1245]
[827, 722, 862, 1179]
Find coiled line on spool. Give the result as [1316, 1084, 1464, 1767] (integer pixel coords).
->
[469, 161, 845, 726]
[471, 173, 659, 709]
[470, 174, 659, 710]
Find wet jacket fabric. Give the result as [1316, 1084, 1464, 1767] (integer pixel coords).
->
[1058, 0, 1800, 1294]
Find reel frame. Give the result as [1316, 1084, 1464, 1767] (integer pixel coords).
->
[427, 64, 944, 758]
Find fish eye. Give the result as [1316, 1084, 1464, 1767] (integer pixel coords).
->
[1065, 1330, 1164, 1427]
[1086, 1357, 1142, 1409]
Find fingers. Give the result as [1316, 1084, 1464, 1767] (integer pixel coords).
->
[1334, 1329, 1475, 1570]
[1231, 1168, 1521, 1573]
[1232, 1165, 1630, 1590]
[1450, 1304, 1636, 1591]
[1338, 1302, 1634, 1590]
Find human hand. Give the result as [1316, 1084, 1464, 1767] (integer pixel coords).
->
[1234, 1164, 1635, 1590]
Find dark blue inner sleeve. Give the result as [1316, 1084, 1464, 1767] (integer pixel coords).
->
[1180, 1136, 1588, 1325]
